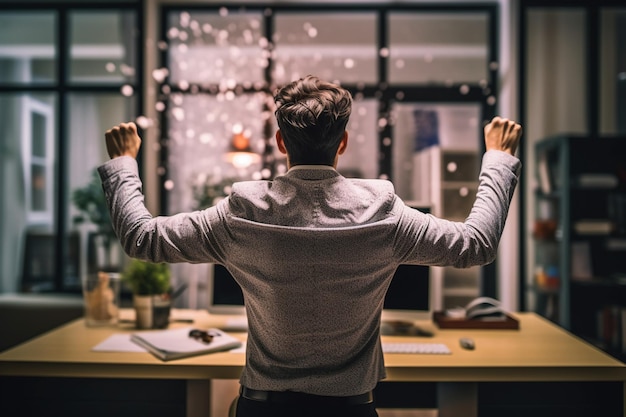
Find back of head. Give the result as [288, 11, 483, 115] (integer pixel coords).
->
[274, 75, 352, 166]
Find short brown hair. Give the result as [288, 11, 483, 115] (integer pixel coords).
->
[274, 75, 352, 166]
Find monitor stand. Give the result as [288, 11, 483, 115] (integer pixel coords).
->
[380, 319, 434, 337]
[380, 309, 434, 337]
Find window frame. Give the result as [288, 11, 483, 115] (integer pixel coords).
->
[0, 1, 144, 293]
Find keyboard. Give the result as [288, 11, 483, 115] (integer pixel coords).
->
[382, 342, 451, 354]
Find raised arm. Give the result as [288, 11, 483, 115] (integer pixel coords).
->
[98, 122, 227, 264]
[395, 116, 522, 268]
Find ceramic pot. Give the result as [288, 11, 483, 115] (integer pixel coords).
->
[133, 294, 171, 329]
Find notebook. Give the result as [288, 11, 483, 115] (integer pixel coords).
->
[130, 327, 242, 361]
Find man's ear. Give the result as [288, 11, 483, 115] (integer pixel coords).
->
[337, 131, 348, 155]
[276, 130, 288, 155]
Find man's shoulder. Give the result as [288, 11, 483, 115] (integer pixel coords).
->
[227, 180, 274, 212]
[342, 177, 396, 202]
[229, 179, 271, 196]
[229, 176, 395, 195]
[346, 177, 394, 189]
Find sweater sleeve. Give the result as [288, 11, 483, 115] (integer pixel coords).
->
[395, 150, 521, 268]
[97, 156, 227, 264]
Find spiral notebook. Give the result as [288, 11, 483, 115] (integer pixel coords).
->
[130, 327, 242, 361]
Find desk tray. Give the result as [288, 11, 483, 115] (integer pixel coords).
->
[433, 311, 520, 330]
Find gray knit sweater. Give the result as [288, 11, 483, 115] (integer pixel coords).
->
[98, 150, 520, 396]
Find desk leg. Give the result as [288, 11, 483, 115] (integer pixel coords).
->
[187, 379, 211, 417]
[437, 382, 477, 417]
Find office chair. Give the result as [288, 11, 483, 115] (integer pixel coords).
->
[228, 395, 238, 417]
[21, 230, 81, 292]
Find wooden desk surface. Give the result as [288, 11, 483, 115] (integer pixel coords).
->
[1, 310, 624, 383]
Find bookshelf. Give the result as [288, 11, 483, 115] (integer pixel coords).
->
[532, 135, 626, 361]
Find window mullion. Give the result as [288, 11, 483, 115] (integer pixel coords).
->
[378, 9, 391, 179]
[54, 7, 69, 292]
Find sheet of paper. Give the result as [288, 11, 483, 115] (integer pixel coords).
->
[92, 333, 147, 352]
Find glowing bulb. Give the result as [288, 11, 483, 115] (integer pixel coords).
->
[231, 153, 256, 169]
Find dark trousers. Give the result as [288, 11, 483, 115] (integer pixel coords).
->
[234, 396, 379, 417]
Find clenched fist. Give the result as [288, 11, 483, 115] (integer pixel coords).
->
[105, 122, 142, 159]
[484, 117, 522, 156]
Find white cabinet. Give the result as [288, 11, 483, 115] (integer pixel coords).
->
[406, 147, 482, 310]
[434, 149, 481, 309]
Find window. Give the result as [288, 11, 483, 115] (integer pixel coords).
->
[0, 12, 57, 84]
[273, 12, 378, 84]
[69, 11, 138, 85]
[0, 2, 143, 293]
[387, 12, 490, 85]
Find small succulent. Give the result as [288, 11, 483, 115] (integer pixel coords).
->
[122, 259, 171, 295]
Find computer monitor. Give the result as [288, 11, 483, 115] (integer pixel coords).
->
[381, 264, 432, 322]
[207, 263, 245, 316]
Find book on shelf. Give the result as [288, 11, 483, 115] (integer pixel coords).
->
[623, 309, 626, 355]
[130, 327, 242, 361]
[575, 173, 619, 188]
[573, 219, 614, 235]
[537, 152, 553, 194]
[596, 305, 626, 354]
[571, 241, 593, 281]
[606, 238, 626, 251]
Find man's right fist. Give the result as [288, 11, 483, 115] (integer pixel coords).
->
[105, 122, 142, 159]
[483, 116, 522, 156]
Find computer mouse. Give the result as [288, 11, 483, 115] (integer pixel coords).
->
[459, 337, 475, 350]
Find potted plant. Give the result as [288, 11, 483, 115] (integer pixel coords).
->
[122, 259, 172, 329]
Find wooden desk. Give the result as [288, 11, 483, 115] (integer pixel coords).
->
[1, 310, 624, 417]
